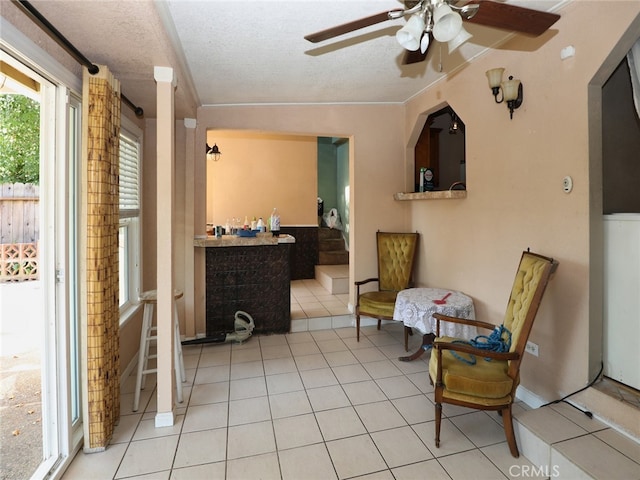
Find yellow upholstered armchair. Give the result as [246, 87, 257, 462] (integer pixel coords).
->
[355, 231, 419, 350]
[428, 250, 558, 458]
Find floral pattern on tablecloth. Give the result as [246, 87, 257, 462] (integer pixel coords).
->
[394, 288, 478, 340]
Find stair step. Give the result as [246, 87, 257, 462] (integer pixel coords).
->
[513, 403, 640, 479]
[319, 238, 345, 252]
[318, 250, 349, 265]
[318, 227, 343, 240]
[315, 264, 349, 294]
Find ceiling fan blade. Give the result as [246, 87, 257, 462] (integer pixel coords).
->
[305, 9, 404, 43]
[463, 0, 560, 36]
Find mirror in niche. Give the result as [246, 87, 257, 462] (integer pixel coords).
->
[414, 105, 466, 192]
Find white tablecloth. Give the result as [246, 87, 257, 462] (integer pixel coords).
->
[394, 288, 477, 340]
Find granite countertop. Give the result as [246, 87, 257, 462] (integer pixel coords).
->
[194, 233, 295, 247]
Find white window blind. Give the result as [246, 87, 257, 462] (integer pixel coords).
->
[119, 132, 140, 218]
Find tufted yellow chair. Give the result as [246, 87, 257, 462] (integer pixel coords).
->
[355, 232, 419, 350]
[428, 250, 558, 458]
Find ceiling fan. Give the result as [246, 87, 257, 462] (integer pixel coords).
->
[304, 0, 560, 65]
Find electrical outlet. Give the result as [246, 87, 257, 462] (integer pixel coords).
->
[525, 341, 539, 357]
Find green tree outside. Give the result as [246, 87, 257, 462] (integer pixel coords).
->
[0, 94, 40, 184]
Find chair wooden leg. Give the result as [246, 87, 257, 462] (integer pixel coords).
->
[502, 405, 520, 458]
[435, 402, 442, 448]
[377, 319, 381, 330]
[356, 314, 360, 342]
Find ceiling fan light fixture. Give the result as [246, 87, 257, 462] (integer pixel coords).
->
[396, 13, 426, 51]
[420, 32, 430, 54]
[447, 24, 472, 53]
[305, 1, 560, 69]
[432, 5, 462, 42]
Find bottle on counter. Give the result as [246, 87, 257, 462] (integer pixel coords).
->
[251, 216, 257, 231]
[243, 216, 250, 230]
[270, 208, 280, 237]
[257, 217, 265, 233]
[225, 218, 230, 235]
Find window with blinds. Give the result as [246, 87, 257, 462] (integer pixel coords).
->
[119, 132, 140, 219]
[118, 123, 142, 319]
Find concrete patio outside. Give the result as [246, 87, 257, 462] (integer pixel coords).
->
[0, 280, 43, 480]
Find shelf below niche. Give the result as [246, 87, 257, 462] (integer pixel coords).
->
[394, 190, 467, 201]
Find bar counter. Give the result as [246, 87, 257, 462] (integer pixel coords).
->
[194, 233, 295, 336]
[194, 232, 295, 247]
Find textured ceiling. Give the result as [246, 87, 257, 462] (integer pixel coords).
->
[9, 0, 565, 118]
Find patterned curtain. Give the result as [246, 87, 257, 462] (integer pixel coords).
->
[82, 65, 121, 451]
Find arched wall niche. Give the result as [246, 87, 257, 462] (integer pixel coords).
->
[407, 102, 467, 192]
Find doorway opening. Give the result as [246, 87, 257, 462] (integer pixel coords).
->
[588, 16, 640, 429]
[315, 135, 349, 294]
[204, 130, 352, 329]
[600, 54, 640, 400]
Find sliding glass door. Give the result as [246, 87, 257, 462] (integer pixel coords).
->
[0, 50, 82, 480]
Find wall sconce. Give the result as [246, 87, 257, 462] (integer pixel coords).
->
[486, 68, 523, 120]
[206, 143, 221, 161]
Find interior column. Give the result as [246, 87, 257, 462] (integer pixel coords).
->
[183, 118, 197, 339]
[154, 66, 177, 427]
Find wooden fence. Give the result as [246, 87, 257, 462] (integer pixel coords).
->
[0, 183, 39, 281]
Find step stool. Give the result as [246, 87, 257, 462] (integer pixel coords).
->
[133, 289, 186, 412]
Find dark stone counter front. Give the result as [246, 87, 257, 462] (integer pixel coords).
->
[279, 226, 318, 280]
[204, 244, 291, 335]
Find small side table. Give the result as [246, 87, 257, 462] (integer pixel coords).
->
[393, 288, 477, 361]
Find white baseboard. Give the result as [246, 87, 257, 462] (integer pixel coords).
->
[515, 384, 548, 409]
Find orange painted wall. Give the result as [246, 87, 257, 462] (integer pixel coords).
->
[205, 131, 317, 227]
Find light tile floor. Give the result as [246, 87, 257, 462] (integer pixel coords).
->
[62, 279, 640, 479]
[290, 279, 350, 320]
[60, 320, 640, 480]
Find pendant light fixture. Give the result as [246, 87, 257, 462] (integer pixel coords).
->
[206, 143, 222, 161]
